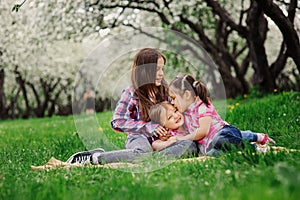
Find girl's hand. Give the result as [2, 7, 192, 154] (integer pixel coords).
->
[153, 126, 168, 138]
[159, 132, 172, 141]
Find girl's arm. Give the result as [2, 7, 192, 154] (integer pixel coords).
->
[178, 116, 212, 141]
[152, 136, 178, 151]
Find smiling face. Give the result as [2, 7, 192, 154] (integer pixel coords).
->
[161, 103, 185, 130]
[149, 101, 185, 130]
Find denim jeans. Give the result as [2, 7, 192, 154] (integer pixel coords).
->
[240, 130, 258, 142]
[94, 133, 197, 164]
[206, 125, 244, 156]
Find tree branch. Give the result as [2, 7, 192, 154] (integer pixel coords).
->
[26, 81, 41, 109]
[204, 0, 248, 37]
[255, 0, 300, 69]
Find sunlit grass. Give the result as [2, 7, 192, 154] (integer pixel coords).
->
[0, 92, 299, 200]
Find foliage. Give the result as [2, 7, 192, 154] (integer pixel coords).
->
[3, 0, 300, 119]
[12, 0, 26, 12]
[0, 92, 299, 200]
[1, 1, 104, 119]
[84, 0, 300, 96]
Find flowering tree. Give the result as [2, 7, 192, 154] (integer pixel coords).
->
[4, 0, 300, 119]
[1, 1, 103, 119]
[84, 0, 299, 97]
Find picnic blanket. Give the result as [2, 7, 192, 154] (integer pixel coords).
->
[31, 156, 210, 171]
[31, 157, 141, 171]
[31, 146, 298, 171]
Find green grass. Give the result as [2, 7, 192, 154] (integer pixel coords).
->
[0, 92, 299, 200]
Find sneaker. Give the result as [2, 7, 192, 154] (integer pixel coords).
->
[255, 144, 270, 153]
[66, 148, 105, 164]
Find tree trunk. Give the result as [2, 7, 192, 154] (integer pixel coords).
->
[7, 88, 21, 119]
[216, 21, 250, 95]
[246, 1, 275, 92]
[179, 15, 246, 97]
[0, 68, 8, 119]
[48, 86, 64, 117]
[14, 66, 31, 118]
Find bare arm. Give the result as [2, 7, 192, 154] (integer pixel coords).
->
[178, 116, 212, 141]
[152, 136, 178, 151]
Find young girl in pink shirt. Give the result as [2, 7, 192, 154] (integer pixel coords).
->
[149, 100, 275, 156]
[168, 74, 275, 156]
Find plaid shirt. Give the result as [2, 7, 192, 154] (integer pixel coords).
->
[111, 86, 159, 137]
[184, 100, 228, 154]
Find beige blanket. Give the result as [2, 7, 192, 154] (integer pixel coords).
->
[31, 156, 210, 171]
[31, 146, 298, 171]
[31, 157, 141, 171]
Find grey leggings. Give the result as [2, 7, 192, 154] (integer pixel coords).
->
[94, 133, 197, 164]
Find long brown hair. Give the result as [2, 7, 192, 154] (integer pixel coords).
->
[131, 48, 169, 121]
[169, 74, 210, 106]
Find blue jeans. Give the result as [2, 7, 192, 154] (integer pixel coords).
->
[206, 125, 244, 156]
[240, 130, 258, 142]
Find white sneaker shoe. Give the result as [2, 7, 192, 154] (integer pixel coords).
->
[66, 148, 105, 164]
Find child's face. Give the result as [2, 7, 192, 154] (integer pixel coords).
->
[155, 57, 164, 86]
[162, 104, 185, 129]
[169, 89, 190, 113]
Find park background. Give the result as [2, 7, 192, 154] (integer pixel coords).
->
[1, 1, 300, 200]
[1, 0, 299, 119]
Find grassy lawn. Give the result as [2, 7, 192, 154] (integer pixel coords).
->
[0, 92, 299, 200]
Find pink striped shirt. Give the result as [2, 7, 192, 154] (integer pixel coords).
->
[184, 99, 228, 154]
[169, 129, 188, 137]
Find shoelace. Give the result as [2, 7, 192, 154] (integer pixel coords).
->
[75, 154, 91, 164]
